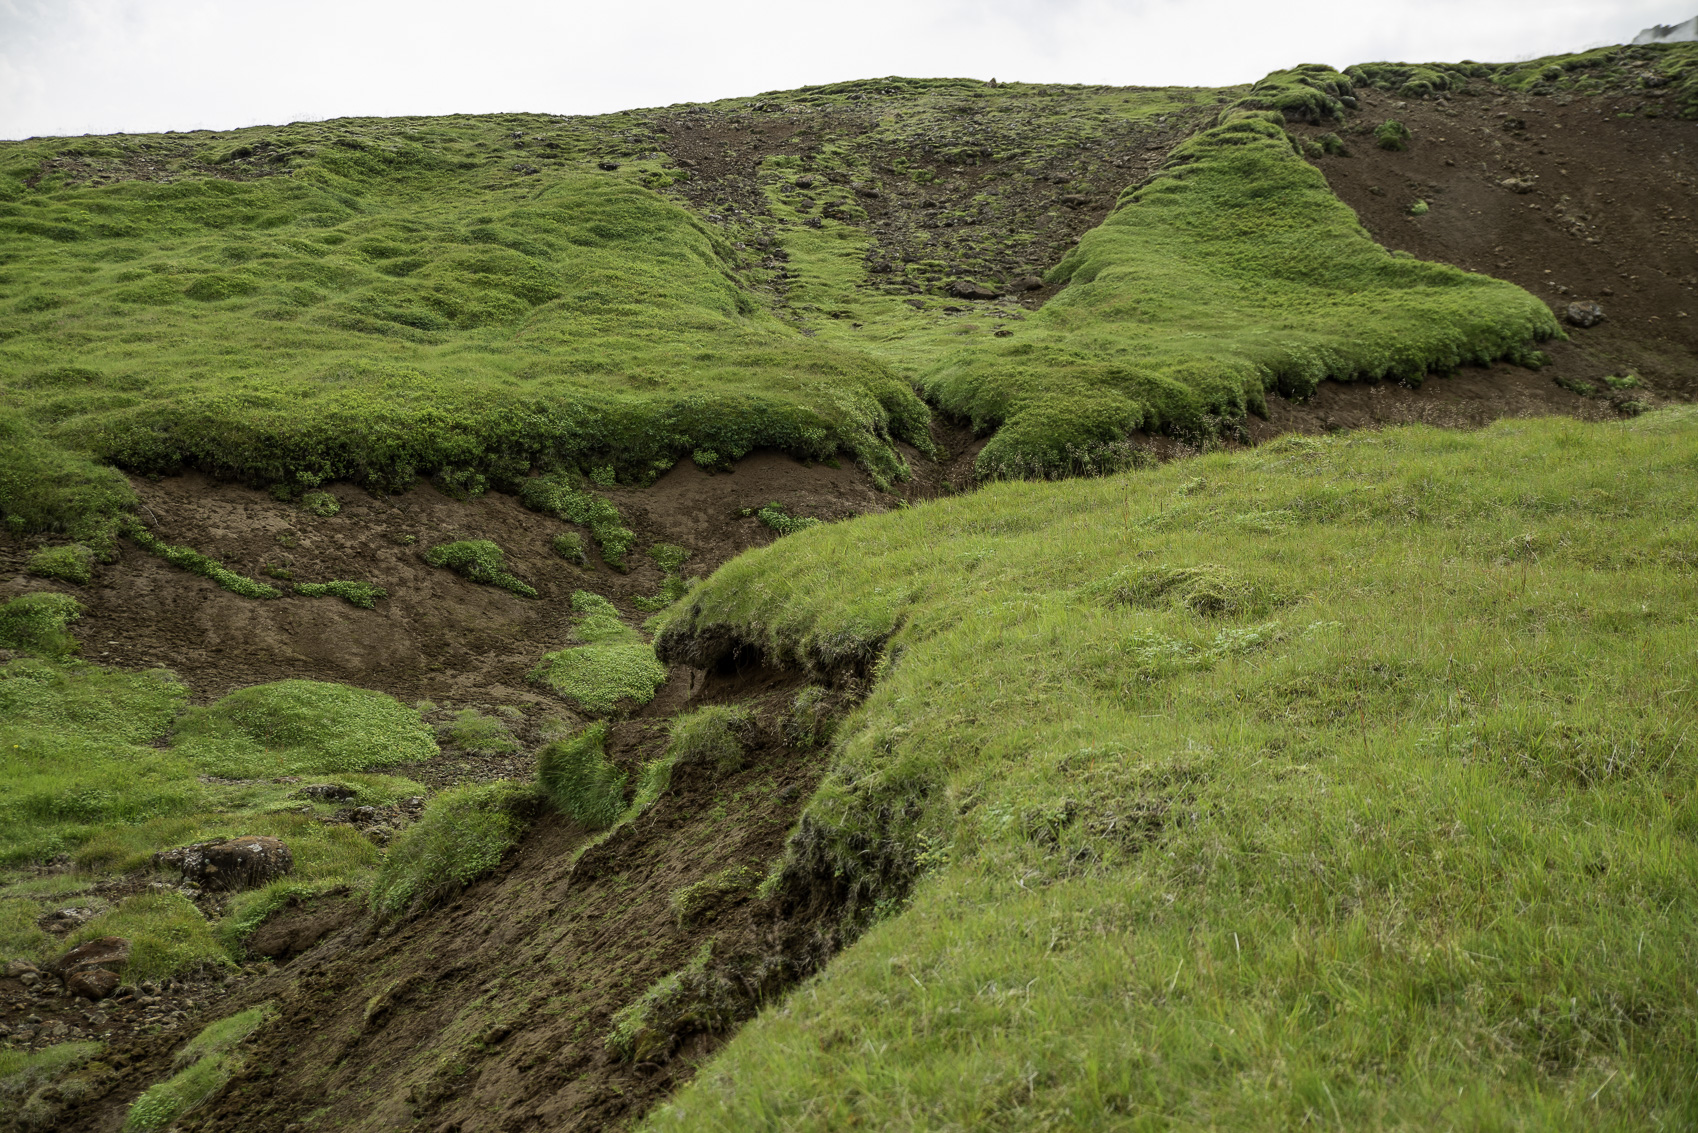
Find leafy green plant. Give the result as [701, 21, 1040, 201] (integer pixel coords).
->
[551, 531, 588, 566]
[293, 580, 386, 607]
[665, 704, 753, 774]
[424, 539, 536, 598]
[520, 474, 637, 570]
[748, 502, 821, 535]
[124, 523, 281, 599]
[369, 781, 537, 918]
[1409, 199, 1429, 216]
[529, 591, 667, 713]
[26, 544, 95, 585]
[298, 490, 340, 517]
[171, 679, 438, 777]
[536, 722, 626, 828]
[0, 592, 82, 656]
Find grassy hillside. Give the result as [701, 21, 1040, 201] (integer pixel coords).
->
[0, 114, 928, 545]
[651, 409, 1698, 1129]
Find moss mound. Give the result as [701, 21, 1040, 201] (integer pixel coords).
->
[171, 679, 438, 778]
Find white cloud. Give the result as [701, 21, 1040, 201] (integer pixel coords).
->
[0, 0, 1681, 138]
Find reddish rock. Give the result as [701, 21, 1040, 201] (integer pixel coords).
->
[50, 936, 129, 976]
[66, 967, 120, 1000]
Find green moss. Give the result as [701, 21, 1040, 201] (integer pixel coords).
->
[0, 410, 134, 555]
[424, 539, 536, 597]
[292, 579, 386, 607]
[369, 781, 537, 918]
[634, 543, 693, 611]
[536, 722, 626, 828]
[0, 592, 82, 656]
[1375, 118, 1413, 151]
[1, 1042, 102, 1128]
[124, 523, 281, 599]
[123, 1005, 273, 1131]
[918, 98, 1555, 478]
[529, 591, 667, 713]
[26, 544, 95, 586]
[670, 865, 759, 928]
[170, 679, 438, 777]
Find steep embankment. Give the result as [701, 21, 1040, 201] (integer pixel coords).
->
[1, 45, 1695, 1133]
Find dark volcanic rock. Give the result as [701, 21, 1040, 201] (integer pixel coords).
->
[154, 836, 294, 891]
[1565, 301, 1606, 328]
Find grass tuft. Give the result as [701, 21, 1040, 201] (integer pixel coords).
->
[369, 781, 537, 919]
[536, 722, 626, 828]
[0, 592, 82, 656]
[665, 705, 753, 774]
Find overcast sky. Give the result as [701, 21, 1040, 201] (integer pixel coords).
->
[0, 0, 1680, 139]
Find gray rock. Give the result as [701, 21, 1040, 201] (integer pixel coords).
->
[3, 959, 40, 979]
[1565, 301, 1606, 328]
[67, 968, 120, 1001]
[296, 784, 356, 802]
[50, 936, 129, 977]
[947, 280, 999, 301]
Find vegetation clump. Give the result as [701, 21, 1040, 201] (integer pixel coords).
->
[123, 1004, 274, 1131]
[26, 544, 95, 586]
[124, 524, 280, 599]
[369, 782, 537, 919]
[298, 491, 340, 518]
[424, 539, 536, 598]
[634, 543, 692, 611]
[520, 474, 637, 570]
[441, 708, 519, 754]
[1375, 118, 1412, 150]
[292, 580, 386, 608]
[529, 591, 666, 713]
[607, 942, 737, 1063]
[1, 1042, 102, 1128]
[536, 722, 626, 828]
[665, 705, 753, 774]
[0, 592, 82, 656]
[551, 531, 588, 566]
[670, 865, 760, 928]
[170, 679, 438, 778]
[747, 502, 821, 535]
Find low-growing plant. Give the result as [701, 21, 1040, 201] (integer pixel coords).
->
[123, 1004, 274, 1130]
[519, 474, 637, 570]
[536, 722, 626, 828]
[369, 781, 538, 919]
[634, 543, 693, 611]
[26, 544, 95, 586]
[1101, 564, 1284, 618]
[787, 685, 836, 747]
[1375, 118, 1412, 150]
[1604, 373, 1641, 390]
[171, 679, 438, 777]
[298, 491, 340, 518]
[293, 580, 386, 608]
[551, 531, 588, 566]
[0, 592, 82, 656]
[529, 591, 667, 713]
[442, 708, 519, 754]
[1, 1042, 102, 1128]
[424, 539, 537, 598]
[1409, 199, 1429, 216]
[124, 523, 281, 599]
[669, 865, 760, 928]
[748, 502, 822, 535]
[666, 704, 753, 774]
[607, 941, 736, 1062]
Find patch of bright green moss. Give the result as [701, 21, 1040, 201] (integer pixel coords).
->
[170, 679, 438, 778]
[530, 591, 666, 713]
[424, 539, 536, 597]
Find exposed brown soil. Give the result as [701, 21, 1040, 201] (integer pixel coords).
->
[53, 669, 842, 1133]
[1269, 81, 1697, 432]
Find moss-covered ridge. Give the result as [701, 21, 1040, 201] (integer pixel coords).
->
[917, 69, 1558, 478]
[649, 409, 1698, 1129]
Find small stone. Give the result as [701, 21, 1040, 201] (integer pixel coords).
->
[946, 280, 999, 301]
[296, 784, 356, 802]
[1565, 301, 1606, 328]
[50, 936, 130, 977]
[3, 960, 40, 979]
[68, 968, 119, 1000]
[20, 972, 39, 987]
[597, 161, 620, 171]
[1016, 276, 1044, 292]
[1058, 193, 1091, 208]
